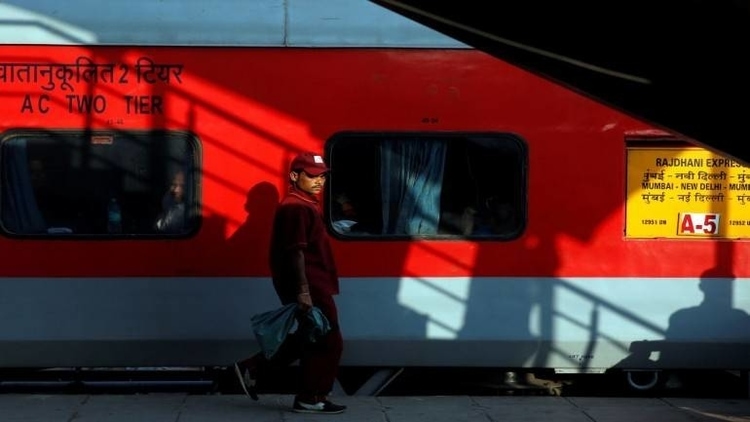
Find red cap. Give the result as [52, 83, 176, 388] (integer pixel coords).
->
[290, 152, 330, 176]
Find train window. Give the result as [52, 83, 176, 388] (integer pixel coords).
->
[0, 130, 200, 238]
[326, 132, 527, 240]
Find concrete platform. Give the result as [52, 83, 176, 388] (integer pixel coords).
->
[1, 394, 750, 421]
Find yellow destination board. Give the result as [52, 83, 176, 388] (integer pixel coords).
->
[626, 147, 750, 238]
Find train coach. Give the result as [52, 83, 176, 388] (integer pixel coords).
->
[1, 0, 749, 392]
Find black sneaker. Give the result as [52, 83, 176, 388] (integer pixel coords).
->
[293, 399, 347, 414]
[232, 362, 258, 400]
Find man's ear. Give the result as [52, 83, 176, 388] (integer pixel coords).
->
[289, 171, 299, 182]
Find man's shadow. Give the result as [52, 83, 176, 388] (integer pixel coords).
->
[660, 268, 750, 367]
[614, 268, 750, 379]
[227, 182, 280, 274]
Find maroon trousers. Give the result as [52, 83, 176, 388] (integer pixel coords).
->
[249, 293, 343, 399]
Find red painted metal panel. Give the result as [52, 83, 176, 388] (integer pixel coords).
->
[0, 46, 741, 278]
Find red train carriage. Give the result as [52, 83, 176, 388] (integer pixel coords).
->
[1, 0, 749, 392]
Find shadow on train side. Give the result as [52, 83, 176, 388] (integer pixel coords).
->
[613, 264, 750, 393]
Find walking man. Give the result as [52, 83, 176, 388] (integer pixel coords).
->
[234, 152, 346, 414]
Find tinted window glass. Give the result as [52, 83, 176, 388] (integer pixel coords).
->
[0, 130, 200, 237]
[327, 132, 526, 240]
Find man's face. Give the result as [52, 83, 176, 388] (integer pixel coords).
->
[292, 171, 326, 195]
[170, 172, 185, 203]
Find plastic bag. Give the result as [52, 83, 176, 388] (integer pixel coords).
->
[250, 303, 331, 359]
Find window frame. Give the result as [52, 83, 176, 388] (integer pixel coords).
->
[324, 131, 528, 242]
[0, 128, 202, 240]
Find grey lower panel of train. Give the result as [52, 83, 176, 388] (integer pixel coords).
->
[1, 276, 748, 371]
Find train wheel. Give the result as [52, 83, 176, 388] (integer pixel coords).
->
[624, 370, 663, 393]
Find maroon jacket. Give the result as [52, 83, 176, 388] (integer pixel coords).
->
[269, 186, 340, 301]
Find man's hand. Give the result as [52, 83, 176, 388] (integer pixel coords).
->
[297, 292, 313, 313]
